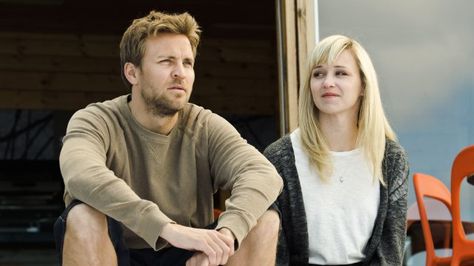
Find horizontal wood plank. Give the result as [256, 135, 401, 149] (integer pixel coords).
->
[0, 54, 275, 78]
[0, 54, 120, 74]
[193, 78, 277, 97]
[0, 71, 126, 92]
[192, 94, 276, 115]
[0, 32, 275, 64]
[0, 90, 123, 110]
[0, 89, 275, 115]
[0, 70, 276, 96]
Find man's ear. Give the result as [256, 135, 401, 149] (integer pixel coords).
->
[124, 62, 139, 86]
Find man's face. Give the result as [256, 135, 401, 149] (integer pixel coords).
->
[135, 33, 195, 116]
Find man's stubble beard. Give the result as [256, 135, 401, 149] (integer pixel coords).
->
[141, 88, 188, 117]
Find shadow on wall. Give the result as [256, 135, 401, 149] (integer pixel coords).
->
[225, 115, 278, 152]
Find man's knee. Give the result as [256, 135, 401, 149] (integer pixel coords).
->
[62, 204, 119, 265]
[251, 210, 280, 240]
[65, 203, 109, 242]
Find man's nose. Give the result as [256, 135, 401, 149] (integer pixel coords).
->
[171, 63, 185, 79]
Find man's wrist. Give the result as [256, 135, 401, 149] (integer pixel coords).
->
[160, 222, 178, 242]
[218, 227, 235, 240]
[218, 227, 238, 250]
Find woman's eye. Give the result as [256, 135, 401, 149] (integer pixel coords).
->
[336, 71, 347, 76]
[313, 72, 324, 78]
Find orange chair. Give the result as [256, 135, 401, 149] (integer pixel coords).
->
[451, 145, 474, 265]
[406, 199, 452, 258]
[413, 173, 452, 266]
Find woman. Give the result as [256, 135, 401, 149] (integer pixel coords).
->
[264, 35, 409, 265]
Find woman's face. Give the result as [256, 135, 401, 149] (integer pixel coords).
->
[310, 49, 363, 119]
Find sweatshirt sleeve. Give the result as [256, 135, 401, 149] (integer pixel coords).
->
[206, 114, 283, 247]
[60, 108, 173, 250]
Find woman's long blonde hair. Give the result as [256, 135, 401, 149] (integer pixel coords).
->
[299, 35, 396, 184]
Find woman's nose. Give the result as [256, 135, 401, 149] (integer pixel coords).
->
[322, 75, 335, 88]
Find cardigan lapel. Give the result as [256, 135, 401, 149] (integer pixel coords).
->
[281, 136, 310, 264]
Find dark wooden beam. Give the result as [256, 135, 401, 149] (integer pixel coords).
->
[0, 0, 276, 39]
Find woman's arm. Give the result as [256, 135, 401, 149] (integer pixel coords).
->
[264, 137, 295, 266]
[370, 143, 409, 265]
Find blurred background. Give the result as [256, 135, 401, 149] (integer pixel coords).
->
[318, 1, 474, 264]
[0, 0, 472, 265]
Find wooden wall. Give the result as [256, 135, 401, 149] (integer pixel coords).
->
[0, 33, 124, 110]
[0, 1, 278, 116]
[193, 39, 277, 115]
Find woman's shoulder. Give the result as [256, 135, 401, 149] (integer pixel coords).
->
[385, 138, 407, 160]
[264, 135, 292, 156]
[263, 135, 295, 165]
[384, 138, 409, 188]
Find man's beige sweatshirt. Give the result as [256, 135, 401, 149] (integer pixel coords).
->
[60, 95, 283, 250]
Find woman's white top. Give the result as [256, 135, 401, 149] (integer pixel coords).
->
[290, 129, 380, 265]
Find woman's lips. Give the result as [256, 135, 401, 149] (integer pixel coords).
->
[322, 92, 339, 97]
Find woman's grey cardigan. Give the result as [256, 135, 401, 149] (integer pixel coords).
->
[264, 136, 409, 266]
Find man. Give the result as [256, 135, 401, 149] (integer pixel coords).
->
[54, 10, 282, 266]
